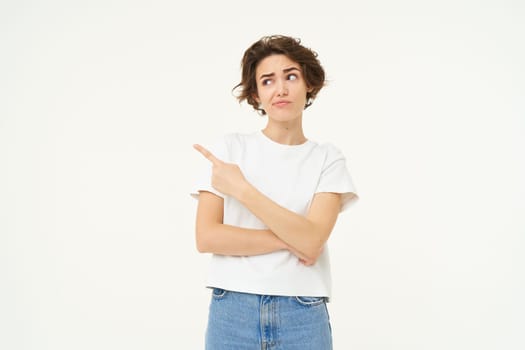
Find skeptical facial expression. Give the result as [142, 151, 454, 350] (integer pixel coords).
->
[254, 54, 312, 121]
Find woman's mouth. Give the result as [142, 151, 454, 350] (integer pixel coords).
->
[273, 100, 291, 107]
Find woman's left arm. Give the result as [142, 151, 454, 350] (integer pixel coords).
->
[240, 187, 341, 262]
[194, 144, 342, 262]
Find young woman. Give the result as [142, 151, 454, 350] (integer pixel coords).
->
[192, 35, 358, 350]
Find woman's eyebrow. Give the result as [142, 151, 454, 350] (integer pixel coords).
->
[259, 67, 301, 80]
[283, 67, 300, 73]
[259, 72, 275, 80]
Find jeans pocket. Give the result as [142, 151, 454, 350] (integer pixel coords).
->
[211, 288, 228, 299]
[294, 295, 326, 306]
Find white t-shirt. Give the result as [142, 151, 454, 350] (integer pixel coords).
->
[191, 130, 358, 299]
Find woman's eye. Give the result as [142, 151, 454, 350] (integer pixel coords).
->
[288, 74, 298, 81]
[262, 79, 272, 86]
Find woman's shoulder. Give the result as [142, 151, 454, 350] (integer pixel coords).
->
[309, 139, 345, 158]
[316, 141, 342, 152]
[210, 132, 260, 158]
[221, 131, 258, 145]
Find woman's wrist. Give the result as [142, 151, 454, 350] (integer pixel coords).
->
[235, 180, 256, 203]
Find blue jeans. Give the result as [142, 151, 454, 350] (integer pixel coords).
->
[205, 288, 333, 350]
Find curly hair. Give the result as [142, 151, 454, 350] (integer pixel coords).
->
[233, 35, 326, 115]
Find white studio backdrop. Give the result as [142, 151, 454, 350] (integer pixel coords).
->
[1, 1, 524, 349]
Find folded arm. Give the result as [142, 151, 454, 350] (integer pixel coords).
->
[238, 186, 341, 262]
[194, 144, 343, 262]
[195, 191, 317, 265]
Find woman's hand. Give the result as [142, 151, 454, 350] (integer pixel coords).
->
[193, 144, 249, 198]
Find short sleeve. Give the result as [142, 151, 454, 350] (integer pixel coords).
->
[190, 136, 230, 200]
[315, 144, 359, 212]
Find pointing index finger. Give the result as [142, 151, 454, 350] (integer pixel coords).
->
[193, 144, 222, 165]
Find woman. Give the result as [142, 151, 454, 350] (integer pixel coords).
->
[192, 35, 358, 349]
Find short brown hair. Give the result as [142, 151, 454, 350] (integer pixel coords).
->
[233, 35, 326, 115]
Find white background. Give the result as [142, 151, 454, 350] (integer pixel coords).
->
[1, 0, 524, 349]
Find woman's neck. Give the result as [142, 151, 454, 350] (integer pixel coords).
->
[262, 119, 307, 145]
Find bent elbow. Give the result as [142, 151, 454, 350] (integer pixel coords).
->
[304, 242, 326, 264]
[195, 228, 212, 253]
[304, 252, 321, 265]
[196, 240, 208, 253]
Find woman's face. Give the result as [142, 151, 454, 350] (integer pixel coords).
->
[254, 54, 311, 122]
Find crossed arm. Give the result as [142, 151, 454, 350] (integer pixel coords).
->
[194, 144, 342, 264]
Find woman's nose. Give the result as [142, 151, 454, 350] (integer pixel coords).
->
[276, 80, 288, 96]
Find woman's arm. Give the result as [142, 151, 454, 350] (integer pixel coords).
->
[194, 144, 343, 262]
[239, 188, 341, 262]
[196, 191, 288, 256]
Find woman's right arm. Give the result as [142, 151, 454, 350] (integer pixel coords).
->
[195, 191, 288, 256]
